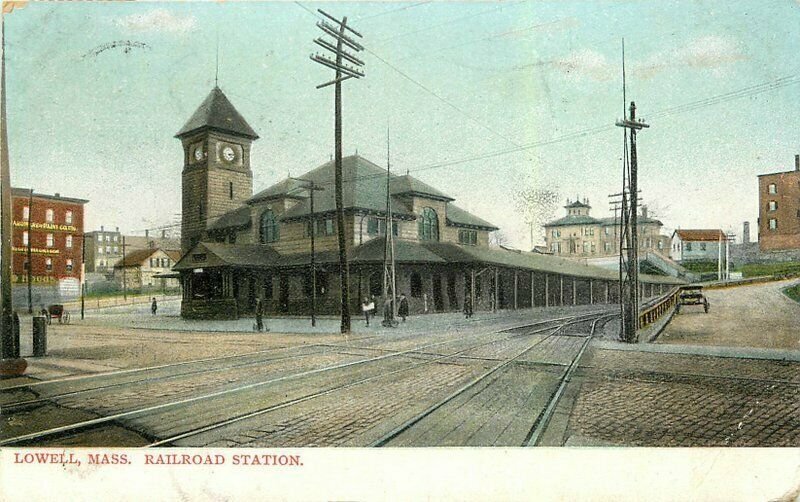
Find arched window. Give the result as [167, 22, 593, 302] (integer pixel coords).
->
[260, 210, 279, 243]
[418, 207, 439, 241]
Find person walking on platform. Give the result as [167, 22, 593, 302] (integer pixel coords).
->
[255, 298, 266, 332]
[151, 297, 158, 315]
[398, 293, 409, 322]
[362, 298, 374, 326]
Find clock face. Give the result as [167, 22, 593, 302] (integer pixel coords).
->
[194, 147, 203, 161]
[222, 146, 235, 162]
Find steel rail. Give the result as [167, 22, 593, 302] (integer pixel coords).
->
[0, 313, 598, 446]
[147, 320, 574, 447]
[370, 313, 607, 447]
[523, 314, 616, 446]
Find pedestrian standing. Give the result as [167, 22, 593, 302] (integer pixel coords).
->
[398, 293, 409, 322]
[151, 297, 158, 315]
[255, 298, 265, 332]
[464, 295, 473, 319]
[362, 298, 372, 326]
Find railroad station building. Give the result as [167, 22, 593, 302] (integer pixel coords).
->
[173, 87, 682, 319]
[9, 188, 88, 306]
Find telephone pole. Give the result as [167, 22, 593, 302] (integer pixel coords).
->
[26, 188, 33, 314]
[382, 128, 397, 326]
[616, 102, 649, 343]
[310, 9, 365, 334]
[289, 177, 324, 327]
[122, 235, 127, 300]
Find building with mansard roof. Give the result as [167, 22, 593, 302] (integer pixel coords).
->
[544, 198, 670, 258]
[172, 87, 682, 319]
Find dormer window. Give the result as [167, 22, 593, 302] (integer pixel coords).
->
[418, 207, 439, 241]
[260, 210, 279, 243]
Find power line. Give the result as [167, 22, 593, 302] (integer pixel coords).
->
[356, 2, 431, 21]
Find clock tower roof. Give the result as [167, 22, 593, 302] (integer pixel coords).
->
[175, 86, 259, 140]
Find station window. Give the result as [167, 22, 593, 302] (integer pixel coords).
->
[685, 243, 692, 251]
[66, 235, 73, 248]
[260, 210, 280, 243]
[700, 243, 706, 251]
[65, 210, 73, 224]
[98, 247, 104, 254]
[229, 182, 234, 200]
[97, 234, 103, 242]
[604, 242, 611, 252]
[768, 200, 777, 211]
[418, 207, 439, 241]
[45, 209, 54, 223]
[263, 276, 273, 300]
[459, 229, 478, 246]
[768, 183, 777, 194]
[46, 234, 54, 247]
[769, 218, 778, 230]
[367, 217, 379, 235]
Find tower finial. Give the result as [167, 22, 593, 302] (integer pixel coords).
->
[215, 29, 220, 88]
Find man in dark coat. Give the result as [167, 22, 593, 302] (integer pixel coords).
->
[255, 298, 265, 332]
[398, 293, 409, 322]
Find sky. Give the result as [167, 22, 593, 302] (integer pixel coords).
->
[4, 0, 800, 248]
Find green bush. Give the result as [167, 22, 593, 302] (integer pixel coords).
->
[784, 284, 800, 303]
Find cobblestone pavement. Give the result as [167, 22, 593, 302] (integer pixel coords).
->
[180, 360, 484, 447]
[564, 346, 800, 447]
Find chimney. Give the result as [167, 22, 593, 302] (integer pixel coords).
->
[145, 229, 149, 238]
[115, 227, 119, 233]
[641, 205, 648, 218]
[54, 193, 60, 198]
[161, 230, 166, 238]
[743, 222, 750, 244]
[100, 225, 104, 232]
[795, 154, 799, 172]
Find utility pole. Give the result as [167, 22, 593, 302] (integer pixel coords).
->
[26, 188, 32, 314]
[311, 9, 365, 334]
[0, 19, 25, 374]
[122, 235, 127, 300]
[290, 177, 324, 327]
[382, 128, 397, 327]
[80, 232, 86, 320]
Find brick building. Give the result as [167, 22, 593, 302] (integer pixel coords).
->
[84, 226, 122, 273]
[10, 188, 88, 305]
[758, 155, 800, 252]
[172, 86, 682, 319]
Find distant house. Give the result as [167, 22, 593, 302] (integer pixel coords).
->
[113, 248, 181, 290]
[670, 229, 726, 262]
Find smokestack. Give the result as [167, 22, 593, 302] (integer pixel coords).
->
[161, 230, 166, 238]
[795, 154, 799, 172]
[115, 227, 119, 233]
[145, 229, 149, 238]
[641, 205, 648, 218]
[100, 225, 104, 232]
[743, 222, 750, 244]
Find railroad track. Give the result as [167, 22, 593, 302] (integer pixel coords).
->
[0, 311, 609, 447]
[370, 314, 613, 447]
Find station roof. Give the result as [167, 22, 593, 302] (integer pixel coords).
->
[212, 154, 496, 231]
[175, 86, 258, 140]
[174, 236, 684, 285]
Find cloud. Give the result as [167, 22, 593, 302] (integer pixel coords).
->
[552, 36, 746, 82]
[637, 35, 745, 79]
[553, 49, 615, 81]
[115, 9, 197, 34]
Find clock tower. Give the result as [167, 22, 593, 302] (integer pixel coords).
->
[175, 86, 259, 254]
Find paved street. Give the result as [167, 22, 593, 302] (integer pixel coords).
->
[658, 278, 800, 350]
[2, 294, 798, 448]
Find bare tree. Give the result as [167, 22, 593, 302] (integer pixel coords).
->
[513, 184, 561, 249]
[488, 230, 511, 248]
